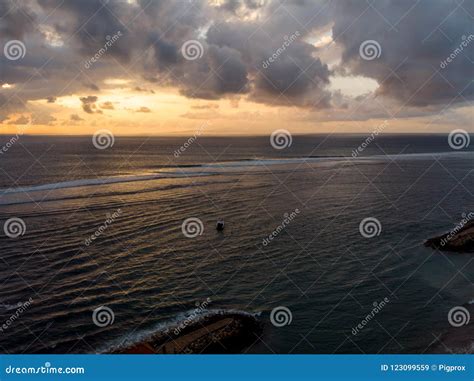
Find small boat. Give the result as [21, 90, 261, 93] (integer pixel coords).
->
[216, 218, 225, 231]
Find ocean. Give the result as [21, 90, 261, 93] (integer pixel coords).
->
[0, 134, 472, 354]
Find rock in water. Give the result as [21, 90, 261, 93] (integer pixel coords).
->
[111, 312, 262, 354]
[425, 220, 474, 253]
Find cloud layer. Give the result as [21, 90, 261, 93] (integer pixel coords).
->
[0, 0, 472, 126]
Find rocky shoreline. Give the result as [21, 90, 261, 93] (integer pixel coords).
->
[424, 217, 473, 354]
[424, 220, 474, 253]
[111, 312, 262, 354]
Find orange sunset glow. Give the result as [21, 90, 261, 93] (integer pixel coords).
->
[1, 0, 472, 136]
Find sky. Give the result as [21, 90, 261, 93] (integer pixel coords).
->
[0, 0, 473, 136]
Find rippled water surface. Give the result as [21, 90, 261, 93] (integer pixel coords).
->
[0, 135, 473, 353]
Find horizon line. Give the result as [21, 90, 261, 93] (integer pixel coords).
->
[0, 132, 470, 138]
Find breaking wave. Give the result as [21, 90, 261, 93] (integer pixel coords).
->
[96, 308, 261, 354]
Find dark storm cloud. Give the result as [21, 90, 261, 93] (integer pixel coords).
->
[216, 0, 268, 17]
[205, 16, 331, 107]
[79, 96, 101, 114]
[332, 0, 474, 106]
[0, 0, 472, 124]
[151, 38, 179, 68]
[0, 0, 37, 39]
[178, 44, 250, 100]
[37, 0, 132, 62]
[219, 0, 241, 13]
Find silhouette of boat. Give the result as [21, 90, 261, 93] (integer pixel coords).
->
[216, 218, 225, 231]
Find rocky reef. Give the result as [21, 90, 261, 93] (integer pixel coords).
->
[425, 220, 474, 253]
[111, 311, 262, 354]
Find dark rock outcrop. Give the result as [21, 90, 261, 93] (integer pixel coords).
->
[111, 312, 262, 354]
[425, 221, 474, 253]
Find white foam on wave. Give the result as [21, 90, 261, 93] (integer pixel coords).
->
[0, 303, 22, 311]
[1, 175, 159, 194]
[0, 172, 214, 195]
[369, 151, 473, 161]
[95, 308, 261, 354]
[2, 151, 472, 196]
